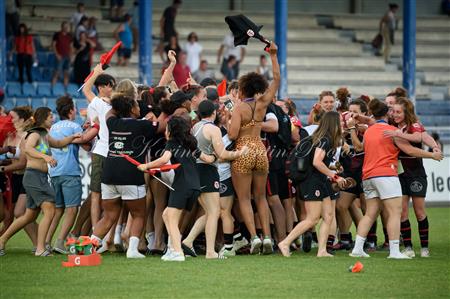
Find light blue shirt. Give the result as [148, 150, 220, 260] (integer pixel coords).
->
[49, 120, 83, 177]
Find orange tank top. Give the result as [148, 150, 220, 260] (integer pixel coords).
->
[362, 121, 399, 180]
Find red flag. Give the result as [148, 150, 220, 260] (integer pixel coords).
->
[83, 41, 122, 83]
[217, 79, 227, 97]
[120, 154, 180, 172]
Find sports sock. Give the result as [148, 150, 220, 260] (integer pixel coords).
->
[353, 235, 366, 252]
[224, 233, 234, 248]
[326, 235, 335, 250]
[401, 219, 413, 248]
[418, 217, 429, 248]
[389, 240, 401, 255]
[128, 236, 140, 252]
[340, 232, 351, 244]
[367, 221, 377, 245]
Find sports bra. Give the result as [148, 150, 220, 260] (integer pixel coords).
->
[241, 99, 264, 129]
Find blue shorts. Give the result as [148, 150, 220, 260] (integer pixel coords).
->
[56, 57, 70, 72]
[51, 175, 82, 208]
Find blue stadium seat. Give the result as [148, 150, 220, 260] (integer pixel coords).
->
[15, 97, 30, 107]
[76, 98, 88, 110]
[31, 98, 46, 108]
[6, 66, 18, 81]
[37, 83, 52, 97]
[294, 99, 317, 115]
[22, 83, 36, 97]
[47, 53, 56, 68]
[52, 83, 66, 97]
[47, 98, 57, 111]
[6, 82, 22, 97]
[3, 100, 15, 111]
[67, 83, 80, 98]
[37, 52, 48, 67]
[31, 67, 42, 82]
[7, 54, 15, 67]
[74, 115, 84, 126]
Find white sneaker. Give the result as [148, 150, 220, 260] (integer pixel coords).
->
[96, 240, 109, 254]
[219, 246, 236, 257]
[401, 247, 415, 258]
[250, 237, 262, 255]
[232, 238, 249, 252]
[420, 248, 430, 258]
[349, 250, 370, 258]
[388, 252, 412, 259]
[126, 250, 145, 259]
[164, 251, 185, 262]
[262, 238, 273, 255]
[161, 248, 173, 261]
[311, 241, 318, 249]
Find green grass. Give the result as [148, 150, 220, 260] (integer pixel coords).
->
[1, 207, 449, 299]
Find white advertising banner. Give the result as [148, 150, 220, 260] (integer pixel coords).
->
[78, 152, 450, 203]
[424, 157, 450, 203]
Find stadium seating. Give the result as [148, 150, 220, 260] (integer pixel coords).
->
[22, 83, 36, 97]
[52, 83, 66, 98]
[31, 98, 47, 108]
[15, 97, 30, 107]
[6, 82, 22, 97]
[37, 82, 52, 97]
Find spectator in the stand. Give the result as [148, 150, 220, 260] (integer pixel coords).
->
[87, 17, 103, 51]
[193, 60, 215, 83]
[75, 16, 89, 42]
[6, 0, 21, 38]
[163, 36, 182, 63]
[70, 2, 86, 33]
[127, 1, 139, 51]
[256, 55, 272, 81]
[379, 3, 399, 63]
[222, 55, 237, 81]
[114, 14, 134, 67]
[184, 32, 202, 73]
[110, 0, 125, 21]
[217, 31, 246, 79]
[52, 21, 73, 87]
[73, 32, 96, 86]
[160, 0, 182, 44]
[173, 51, 190, 88]
[11, 23, 35, 84]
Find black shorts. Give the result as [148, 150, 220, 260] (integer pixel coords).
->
[118, 47, 131, 59]
[267, 169, 290, 200]
[342, 171, 363, 196]
[299, 175, 334, 201]
[399, 175, 427, 197]
[219, 177, 234, 198]
[197, 164, 220, 193]
[11, 173, 26, 203]
[168, 188, 199, 211]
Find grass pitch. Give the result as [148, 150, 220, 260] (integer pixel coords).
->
[0, 207, 449, 299]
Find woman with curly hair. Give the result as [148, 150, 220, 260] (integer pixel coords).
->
[228, 42, 279, 254]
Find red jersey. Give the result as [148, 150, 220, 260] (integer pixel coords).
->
[362, 122, 399, 180]
[15, 35, 34, 55]
[53, 31, 73, 57]
[398, 122, 426, 177]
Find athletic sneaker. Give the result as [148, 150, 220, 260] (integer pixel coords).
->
[365, 241, 377, 252]
[420, 248, 430, 258]
[126, 250, 145, 259]
[388, 253, 412, 259]
[53, 239, 68, 255]
[164, 251, 185, 262]
[302, 232, 312, 253]
[145, 232, 155, 251]
[96, 239, 109, 254]
[311, 241, 318, 249]
[45, 243, 53, 252]
[219, 246, 236, 257]
[250, 237, 262, 255]
[232, 238, 249, 252]
[402, 247, 416, 258]
[161, 248, 172, 261]
[262, 237, 273, 255]
[294, 237, 302, 248]
[349, 250, 370, 258]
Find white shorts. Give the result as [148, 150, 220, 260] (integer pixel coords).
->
[101, 184, 146, 200]
[362, 177, 402, 200]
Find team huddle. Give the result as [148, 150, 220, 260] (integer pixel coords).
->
[0, 42, 443, 261]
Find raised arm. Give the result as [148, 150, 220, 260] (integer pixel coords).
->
[83, 63, 104, 103]
[158, 50, 177, 86]
[258, 42, 280, 107]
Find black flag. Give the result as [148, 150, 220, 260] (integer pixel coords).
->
[225, 15, 271, 51]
